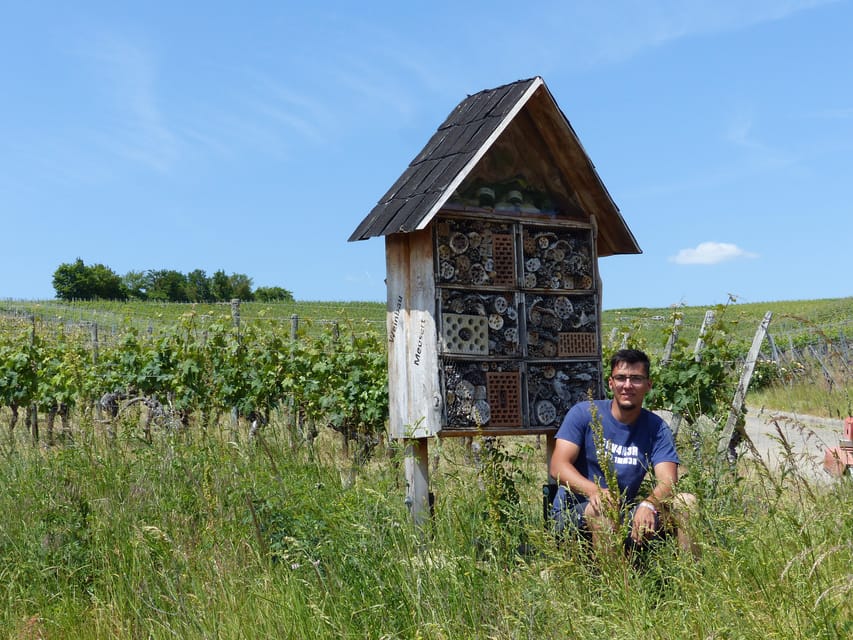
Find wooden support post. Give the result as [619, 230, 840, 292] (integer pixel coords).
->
[661, 317, 682, 365]
[231, 298, 241, 431]
[405, 437, 431, 530]
[718, 311, 773, 457]
[694, 310, 715, 362]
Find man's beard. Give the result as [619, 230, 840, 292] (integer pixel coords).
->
[615, 397, 638, 411]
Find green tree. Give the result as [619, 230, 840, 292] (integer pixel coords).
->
[146, 269, 189, 302]
[89, 263, 128, 299]
[52, 259, 90, 300]
[255, 286, 294, 302]
[210, 270, 232, 302]
[123, 270, 149, 300]
[186, 269, 213, 302]
[52, 259, 126, 300]
[229, 273, 254, 301]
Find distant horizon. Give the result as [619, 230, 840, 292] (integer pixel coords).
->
[4, 292, 850, 313]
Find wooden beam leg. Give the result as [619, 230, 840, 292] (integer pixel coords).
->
[405, 437, 431, 530]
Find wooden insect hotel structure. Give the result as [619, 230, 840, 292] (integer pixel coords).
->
[349, 77, 641, 522]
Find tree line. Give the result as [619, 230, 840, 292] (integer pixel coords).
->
[52, 259, 293, 303]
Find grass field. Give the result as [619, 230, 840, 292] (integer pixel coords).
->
[0, 413, 850, 638]
[0, 296, 851, 637]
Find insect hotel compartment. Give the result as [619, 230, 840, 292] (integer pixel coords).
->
[439, 289, 519, 357]
[521, 225, 594, 290]
[525, 294, 597, 359]
[435, 217, 516, 288]
[527, 361, 601, 428]
[442, 361, 522, 429]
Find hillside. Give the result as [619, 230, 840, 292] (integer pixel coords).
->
[2, 296, 849, 349]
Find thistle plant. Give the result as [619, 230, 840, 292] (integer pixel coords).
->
[587, 393, 633, 567]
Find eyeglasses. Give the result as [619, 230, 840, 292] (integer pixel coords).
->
[611, 374, 648, 385]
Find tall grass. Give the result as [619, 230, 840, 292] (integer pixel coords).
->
[1, 413, 850, 638]
[748, 353, 853, 419]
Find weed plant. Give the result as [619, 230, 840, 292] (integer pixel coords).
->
[0, 411, 850, 639]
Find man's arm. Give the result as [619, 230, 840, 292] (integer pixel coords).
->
[550, 438, 599, 498]
[647, 460, 678, 506]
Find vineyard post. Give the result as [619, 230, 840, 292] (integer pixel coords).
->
[29, 314, 38, 445]
[693, 310, 715, 362]
[90, 321, 99, 365]
[91, 322, 103, 421]
[230, 299, 241, 431]
[289, 315, 302, 444]
[808, 344, 835, 390]
[718, 311, 773, 458]
[767, 332, 780, 365]
[661, 316, 682, 365]
[230, 298, 241, 330]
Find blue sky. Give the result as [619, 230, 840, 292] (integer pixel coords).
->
[2, 1, 851, 310]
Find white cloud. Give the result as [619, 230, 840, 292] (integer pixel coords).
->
[670, 241, 758, 265]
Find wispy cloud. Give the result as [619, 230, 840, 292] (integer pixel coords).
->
[242, 71, 335, 145]
[725, 109, 798, 168]
[564, 0, 838, 68]
[79, 33, 179, 172]
[807, 107, 853, 120]
[670, 241, 758, 265]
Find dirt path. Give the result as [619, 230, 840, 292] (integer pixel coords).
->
[740, 406, 847, 483]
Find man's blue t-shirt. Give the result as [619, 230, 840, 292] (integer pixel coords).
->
[553, 399, 679, 506]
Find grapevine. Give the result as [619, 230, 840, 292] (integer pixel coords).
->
[0, 315, 389, 461]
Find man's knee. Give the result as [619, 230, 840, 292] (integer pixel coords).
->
[673, 492, 697, 513]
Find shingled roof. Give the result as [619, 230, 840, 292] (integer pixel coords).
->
[349, 76, 640, 257]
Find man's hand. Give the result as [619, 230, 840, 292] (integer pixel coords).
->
[630, 502, 658, 543]
[588, 488, 617, 517]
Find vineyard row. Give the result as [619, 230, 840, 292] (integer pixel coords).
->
[0, 314, 388, 446]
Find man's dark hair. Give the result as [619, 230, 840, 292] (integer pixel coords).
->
[610, 349, 651, 376]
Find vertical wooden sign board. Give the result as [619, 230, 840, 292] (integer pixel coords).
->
[386, 230, 441, 528]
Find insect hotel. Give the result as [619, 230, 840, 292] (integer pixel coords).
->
[349, 77, 640, 523]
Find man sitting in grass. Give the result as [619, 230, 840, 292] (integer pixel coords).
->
[550, 348, 697, 557]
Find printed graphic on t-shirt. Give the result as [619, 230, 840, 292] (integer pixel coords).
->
[605, 440, 640, 466]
